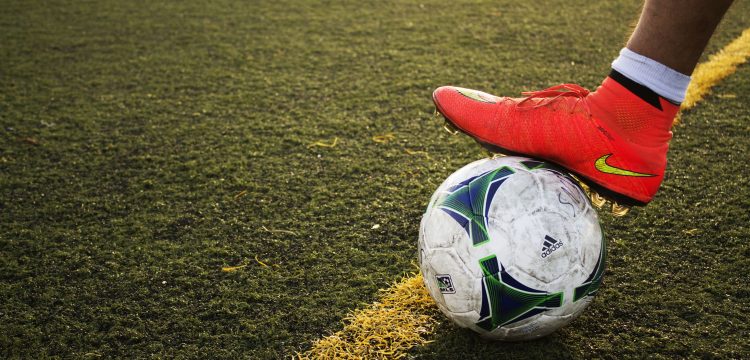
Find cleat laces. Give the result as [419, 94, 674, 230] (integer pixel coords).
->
[517, 84, 591, 114]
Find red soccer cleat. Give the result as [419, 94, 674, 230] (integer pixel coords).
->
[432, 71, 680, 213]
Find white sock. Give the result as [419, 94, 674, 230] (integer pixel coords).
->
[611, 47, 691, 103]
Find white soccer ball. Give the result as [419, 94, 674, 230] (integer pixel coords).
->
[418, 156, 605, 341]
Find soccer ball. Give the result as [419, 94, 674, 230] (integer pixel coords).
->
[418, 156, 605, 341]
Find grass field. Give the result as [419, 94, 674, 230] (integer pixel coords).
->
[1, 0, 749, 358]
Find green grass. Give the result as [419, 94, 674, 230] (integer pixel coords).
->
[1, 0, 748, 358]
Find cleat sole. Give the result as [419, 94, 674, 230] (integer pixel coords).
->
[443, 120, 460, 135]
[589, 191, 607, 210]
[575, 180, 633, 216]
[611, 202, 630, 217]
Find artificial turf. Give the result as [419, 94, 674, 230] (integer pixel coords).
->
[1, 0, 748, 358]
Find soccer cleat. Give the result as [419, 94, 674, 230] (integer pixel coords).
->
[433, 70, 680, 206]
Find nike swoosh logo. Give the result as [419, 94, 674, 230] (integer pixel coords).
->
[595, 154, 656, 177]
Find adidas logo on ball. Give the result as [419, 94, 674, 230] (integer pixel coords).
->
[541, 235, 563, 258]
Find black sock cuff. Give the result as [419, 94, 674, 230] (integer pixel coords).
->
[608, 69, 680, 110]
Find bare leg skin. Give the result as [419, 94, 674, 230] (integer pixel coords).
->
[627, 0, 735, 75]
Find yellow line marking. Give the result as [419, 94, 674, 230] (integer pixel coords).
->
[302, 27, 750, 359]
[297, 273, 436, 359]
[681, 27, 750, 111]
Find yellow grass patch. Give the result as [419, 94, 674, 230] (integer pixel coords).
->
[297, 274, 436, 359]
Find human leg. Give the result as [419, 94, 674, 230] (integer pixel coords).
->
[627, 0, 734, 75]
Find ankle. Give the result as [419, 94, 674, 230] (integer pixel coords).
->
[589, 76, 678, 148]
